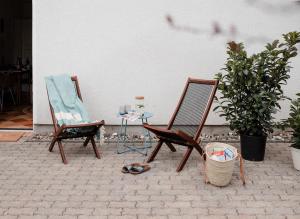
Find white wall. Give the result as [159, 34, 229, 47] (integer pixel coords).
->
[33, 0, 300, 126]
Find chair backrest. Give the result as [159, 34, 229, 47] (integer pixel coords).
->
[47, 75, 82, 132]
[167, 78, 218, 141]
[71, 76, 83, 101]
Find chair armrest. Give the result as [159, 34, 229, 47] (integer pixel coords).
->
[143, 123, 174, 134]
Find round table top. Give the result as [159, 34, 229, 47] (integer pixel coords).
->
[117, 111, 153, 120]
[139, 112, 153, 119]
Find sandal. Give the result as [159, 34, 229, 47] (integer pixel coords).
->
[122, 163, 150, 175]
[122, 165, 131, 174]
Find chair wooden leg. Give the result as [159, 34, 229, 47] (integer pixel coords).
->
[147, 140, 163, 163]
[57, 140, 68, 164]
[83, 137, 90, 147]
[176, 146, 193, 172]
[90, 137, 101, 159]
[165, 141, 176, 152]
[49, 137, 57, 152]
[194, 143, 203, 156]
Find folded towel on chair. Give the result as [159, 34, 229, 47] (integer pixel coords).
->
[45, 74, 91, 126]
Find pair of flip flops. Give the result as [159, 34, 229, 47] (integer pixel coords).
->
[122, 163, 151, 175]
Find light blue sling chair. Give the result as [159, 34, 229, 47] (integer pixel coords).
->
[45, 74, 104, 164]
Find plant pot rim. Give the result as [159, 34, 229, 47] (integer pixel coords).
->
[240, 133, 267, 138]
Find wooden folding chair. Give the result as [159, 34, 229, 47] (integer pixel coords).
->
[144, 78, 218, 172]
[46, 75, 105, 164]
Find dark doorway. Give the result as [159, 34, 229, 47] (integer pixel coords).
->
[0, 0, 32, 130]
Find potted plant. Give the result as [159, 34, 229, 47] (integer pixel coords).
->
[215, 31, 300, 161]
[280, 93, 300, 170]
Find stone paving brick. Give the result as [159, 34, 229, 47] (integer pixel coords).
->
[35, 207, 65, 216]
[202, 194, 229, 201]
[70, 195, 97, 202]
[198, 216, 226, 219]
[136, 190, 160, 195]
[6, 207, 36, 216]
[228, 216, 256, 219]
[52, 201, 82, 208]
[108, 201, 136, 208]
[48, 216, 77, 219]
[78, 216, 108, 219]
[138, 216, 167, 219]
[163, 189, 204, 195]
[18, 216, 47, 219]
[169, 216, 197, 219]
[136, 201, 164, 208]
[151, 207, 180, 216]
[96, 195, 123, 202]
[108, 216, 137, 219]
[191, 201, 219, 208]
[24, 201, 53, 208]
[42, 195, 69, 202]
[229, 195, 254, 201]
[149, 195, 176, 201]
[176, 195, 202, 201]
[109, 189, 135, 196]
[179, 207, 208, 215]
[164, 201, 191, 208]
[122, 207, 151, 215]
[123, 195, 149, 201]
[256, 216, 285, 219]
[0, 201, 26, 208]
[280, 195, 300, 201]
[64, 207, 93, 215]
[237, 207, 266, 215]
[0, 195, 18, 201]
[286, 216, 300, 219]
[32, 190, 60, 196]
[57, 189, 84, 196]
[85, 190, 110, 196]
[245, 201, 273, 208]
[220, 200, 247, 208]
[93, 208, 122, 216]
[254, 194, 281, 201]
[265, 207, 295, 215]
[80, 201, 108, 208]
[0, 216, 17, 219]
[5, 189, 33, 196]
[208, 207, 238, 215]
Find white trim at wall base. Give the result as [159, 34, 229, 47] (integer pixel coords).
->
[33, 124, 232, 136]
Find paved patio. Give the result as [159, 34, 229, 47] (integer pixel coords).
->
[0, 138, 300, 219]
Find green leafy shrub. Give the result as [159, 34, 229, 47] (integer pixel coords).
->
[215, 31, 300, 136]
[280, 93, 300, 149]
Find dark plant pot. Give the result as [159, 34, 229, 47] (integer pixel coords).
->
[240, 134, 267, 161]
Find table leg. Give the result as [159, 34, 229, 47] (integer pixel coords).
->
[117, 118, 125, 154]
[143, 118, 152, 155]
[117, 118, 134, 154]
[117, 117, 153, 156]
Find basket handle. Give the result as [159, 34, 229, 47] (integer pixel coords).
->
[238, 153, 246, 185]
[201, 153, 209, 184]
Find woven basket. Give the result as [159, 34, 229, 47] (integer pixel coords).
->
[204, 142, 238, 187]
